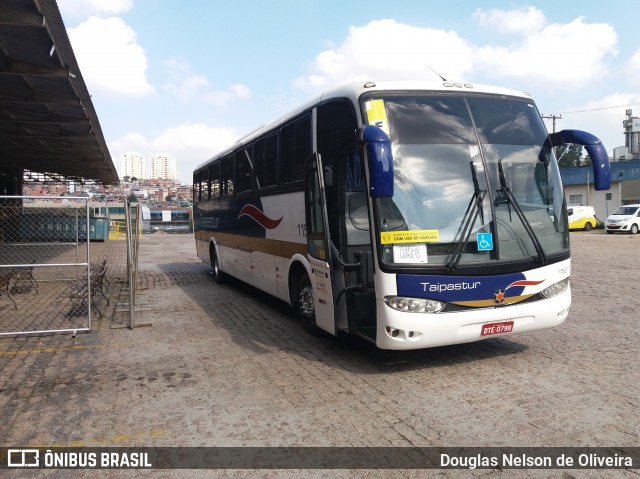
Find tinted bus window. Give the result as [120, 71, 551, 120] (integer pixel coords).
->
[235, 147, 253, 193]
[194, 168, 207, 201]
[221, 155, 234, 197]
[280, 113, 311, 184]
[210, 162, 220, 199]
[254, 133, 278, 188]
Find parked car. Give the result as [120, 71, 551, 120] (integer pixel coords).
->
[567, 206, 597, 231]
[605, 204, 640, 234]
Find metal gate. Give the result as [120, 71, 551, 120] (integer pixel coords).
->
[0, 195, 101, 336]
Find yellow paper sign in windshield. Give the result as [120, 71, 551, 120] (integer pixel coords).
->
[380, 230, 439, 244]
[365, 99, 390, 135]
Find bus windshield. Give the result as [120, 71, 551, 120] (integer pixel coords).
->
[363, 93, 568, 270]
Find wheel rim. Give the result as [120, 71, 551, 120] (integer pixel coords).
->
[299, 285, 314, 319]
[632, 225, 639, 234]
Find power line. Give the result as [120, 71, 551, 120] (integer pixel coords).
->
[560, 102, 640, 114]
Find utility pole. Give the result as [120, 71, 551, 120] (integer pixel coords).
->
[542, 114, 562, 133]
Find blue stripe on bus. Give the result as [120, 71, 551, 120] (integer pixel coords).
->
[396, 272, 533, 303]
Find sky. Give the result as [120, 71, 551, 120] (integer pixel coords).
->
[56, 0, 640, 184]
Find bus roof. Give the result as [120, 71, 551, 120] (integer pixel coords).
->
[194, 80, 533, 172]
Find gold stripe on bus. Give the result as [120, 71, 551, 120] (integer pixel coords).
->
[451, 294, 535, 308]
[197, 233, 307, 259]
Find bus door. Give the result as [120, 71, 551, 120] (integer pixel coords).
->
[304, 153, 337, 335]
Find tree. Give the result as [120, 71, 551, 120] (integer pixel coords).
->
[556, 144, 585, 168]
[127, 193, 138, 203]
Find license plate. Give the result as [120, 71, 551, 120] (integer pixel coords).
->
[481, 321, 514, 336]
[392, 243, 428, 263]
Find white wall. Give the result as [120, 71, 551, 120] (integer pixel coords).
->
[564, 181, 622, 220]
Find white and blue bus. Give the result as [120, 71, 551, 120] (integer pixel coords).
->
[193, 81, 610, 350]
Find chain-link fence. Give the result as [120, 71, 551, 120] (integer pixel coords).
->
[0, 196, 109, 336]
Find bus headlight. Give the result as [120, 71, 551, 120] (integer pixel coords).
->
[384, 296, 445, 313]
[539, 278, 569, 299]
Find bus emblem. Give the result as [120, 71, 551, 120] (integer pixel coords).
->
[493, 289, 506, 304]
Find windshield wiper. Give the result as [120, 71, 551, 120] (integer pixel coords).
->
[495, 159, 547, 264]
[446, 161, 486, 271]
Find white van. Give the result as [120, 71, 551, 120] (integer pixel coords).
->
[605, 204, 640, 234]
[567, 206, 597, 231]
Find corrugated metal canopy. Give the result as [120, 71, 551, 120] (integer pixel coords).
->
[0, 0, 118, 184]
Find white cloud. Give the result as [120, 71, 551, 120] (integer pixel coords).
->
[203, 84, 252, 107]
[293, 19, 473, 93]
[474, 17, 617, 86]
[294, 16, 618, 94]
[67, 16, 154, 95]
[109, 123, 240, 183]
[58, 0, 133, 22]
[161, 59, 209, 102]
[162, 59, 251, 106]
[627, 49, 640, 85]
[473, 7, 547, 35]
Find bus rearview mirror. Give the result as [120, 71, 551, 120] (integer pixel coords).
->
[356, 125, 394, 198]
[549, 129, 611, 191]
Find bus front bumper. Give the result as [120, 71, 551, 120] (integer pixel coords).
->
[374, 288, 571, 350]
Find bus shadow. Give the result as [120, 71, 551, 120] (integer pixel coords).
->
[334, 334, 529, 374]
[159, 263, 529, 374]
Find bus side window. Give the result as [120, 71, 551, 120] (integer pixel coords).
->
[345, 149, 372, 245]
[235, 147, 253, 194]
[348, 193, 369, 231]
[208, 162, 220, 199]
[347, 150, 369, 231]
[254, 133, 278, 189]
[280, 113, 311, 185]
[306, 158, 327, 261]
[194, 168, 205, 202]
[221, 155, 234, 197]
[346, 149, 365, 193]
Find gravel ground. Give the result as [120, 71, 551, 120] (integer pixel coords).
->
[0, 230, 638, 478]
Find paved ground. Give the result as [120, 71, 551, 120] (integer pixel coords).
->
[0, 231, 638, 478]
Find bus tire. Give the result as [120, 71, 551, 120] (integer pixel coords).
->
[210, 246, 227, 284]
[296, 273, 322, 336]
[584, 222, 593, 231]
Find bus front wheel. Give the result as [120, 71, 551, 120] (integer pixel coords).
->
[297, 274, 322, 336]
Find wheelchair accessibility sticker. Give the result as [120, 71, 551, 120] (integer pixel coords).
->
[477, 233, 493, 251]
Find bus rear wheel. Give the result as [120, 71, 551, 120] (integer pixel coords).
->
[210, 246, 227, 284]
[297, 274, 322, 336]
